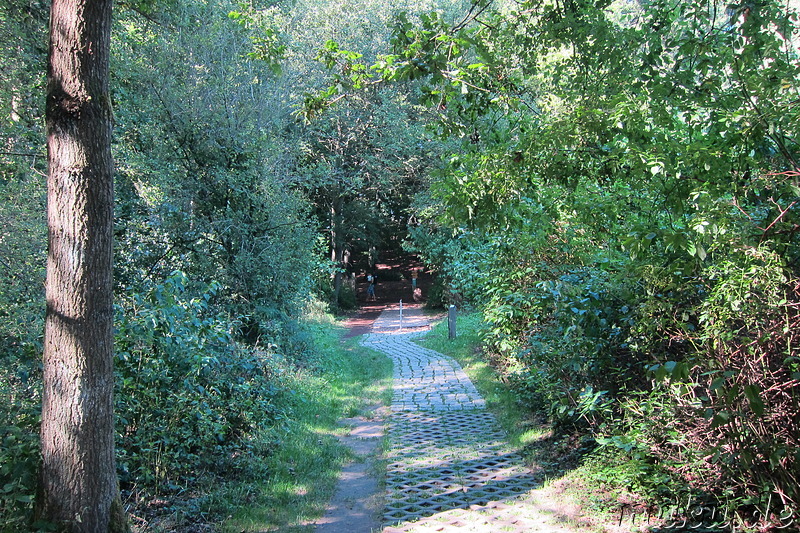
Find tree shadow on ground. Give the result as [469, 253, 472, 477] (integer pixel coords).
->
[383, 449, 543, 526]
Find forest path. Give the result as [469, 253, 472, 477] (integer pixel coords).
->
[341, 253, 434, 339]
[316, 305, 589, 532]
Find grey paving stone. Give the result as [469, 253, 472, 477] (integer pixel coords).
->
[360, 313, 543, 532]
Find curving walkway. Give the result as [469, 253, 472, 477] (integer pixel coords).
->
[361, 307, 580, 532]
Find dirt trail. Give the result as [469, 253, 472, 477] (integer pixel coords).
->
[342, 254, 436, 338]
[312, 412, 386, 533]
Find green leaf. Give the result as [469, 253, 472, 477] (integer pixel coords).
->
[744, 384, 765, 416]
[710, 410, 731, 428]
[769, 448, 785, 468]
[710, 377, 726, 391]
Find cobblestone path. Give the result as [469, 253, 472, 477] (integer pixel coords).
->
[361, 307, 579, 532]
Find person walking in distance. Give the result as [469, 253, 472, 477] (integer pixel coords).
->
[367, 273, 376, 301]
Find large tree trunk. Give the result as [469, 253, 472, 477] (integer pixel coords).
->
[37, 0, 128, 530]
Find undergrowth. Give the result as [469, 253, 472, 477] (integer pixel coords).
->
[1, 282, 393, 533]
[416, 311, 646, 532]
[124, 302, 393, 532]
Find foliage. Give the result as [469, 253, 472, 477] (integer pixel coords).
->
[0, 0, 47, 360]
[0, 5, 48, 530]
[0, 172, 45, 358]
[113, 284, 393, 529]
[3, 0, 799, 527]
[114, 271, 282, 489]
[2, 0, 445, 524]
[0, 356, 40, 532]
[493, 267, 640, 425]
[633, 249, 800, 527]
[112, 0, 322, 335]
[396, 0, 800, 527]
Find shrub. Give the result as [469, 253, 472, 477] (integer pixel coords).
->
[0, 355, 40, 532]
[114, 272, 288, 491]
[595, 248, 800, 529]
[646, 251, 799, 528]
[485, 265, 642, 426]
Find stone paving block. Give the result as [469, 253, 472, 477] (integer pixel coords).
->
[360, 323, 539, 531]
[361, 312, 583, 532]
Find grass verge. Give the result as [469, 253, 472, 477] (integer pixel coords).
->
[416, 311, 635, 532]
[215, 314, 392, 532]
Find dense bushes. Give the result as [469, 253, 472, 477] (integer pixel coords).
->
[0, 270, 316, 529]
[0, 175, 44, 532]
[114, 272, 289, 490]
[402, 1, 799, 528]
[416, 229, 800, 527]
[0, 357, 40, 532]
[632, 251, 800, 525]
[491, 266, 642, 424]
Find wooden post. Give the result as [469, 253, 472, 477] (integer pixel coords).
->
[448, 304, 457, 339]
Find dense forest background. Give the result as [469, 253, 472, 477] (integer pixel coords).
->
[2, 0, 799, 530]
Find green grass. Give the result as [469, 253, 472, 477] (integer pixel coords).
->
[216, 315, 392, 532]
[416, 311, 542, 448]
[417, 311, 649, 532]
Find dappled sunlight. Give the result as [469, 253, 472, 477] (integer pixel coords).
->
[519, 427, 553, 447]
[356, 309, 592, 532]
[369, 305, 434, 335]
[383, 490, 583, 533]
[292, 485, 310, 497]
[4, 0, 798, 528]
[311, 426, 344, 438]
[383, 410, 544, 528]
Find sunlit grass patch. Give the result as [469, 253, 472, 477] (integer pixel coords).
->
[217, 318, 392, 532]
[519, 426, 551, 446]
[415, 311, 537, 446]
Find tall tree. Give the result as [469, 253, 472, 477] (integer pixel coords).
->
[37, 0, 128, 530]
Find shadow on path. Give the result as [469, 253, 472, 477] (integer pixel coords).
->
[362, 323, 589, 533]
[311, 414, 386, 533]
[318, 306, 595, 533]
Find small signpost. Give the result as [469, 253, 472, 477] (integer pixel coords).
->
[448, 304, 457, 339]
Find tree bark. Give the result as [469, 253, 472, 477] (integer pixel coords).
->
[330, 196, 346, 307]
[38, 0, 128, 530]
